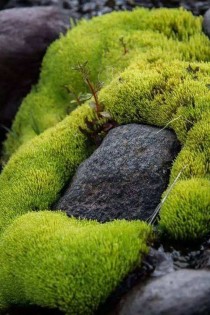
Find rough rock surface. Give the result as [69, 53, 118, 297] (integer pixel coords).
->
[109, 269, 210, 315]
[0, 7, 70, 147]
[55, 124, 180, 222]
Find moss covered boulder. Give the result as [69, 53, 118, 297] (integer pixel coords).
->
[0, 7, 209, 314]
[3, 8, 210, 159]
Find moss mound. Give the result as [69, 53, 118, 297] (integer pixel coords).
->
[99, 59, 210, 143]
[0, 59, 209, 238]
[0, 211, 152, 314]
[0, 104, 94, 232]
[3, 8, 210, 159]
[99, 59, 210, 240]
[0, 7, 209, 314]
[159, 178, 210, 240]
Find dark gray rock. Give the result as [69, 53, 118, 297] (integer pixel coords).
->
[109, 270, 210, 315]
[203, 8, 210, 37]
[56, 124, 180, 222]
[0, 7, 71, 147]
[148, 247, 174, 277]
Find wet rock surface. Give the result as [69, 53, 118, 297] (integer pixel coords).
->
[0, 7, 70, 149]
[109, 269, 210, 315]
[55, 124, 180, 222]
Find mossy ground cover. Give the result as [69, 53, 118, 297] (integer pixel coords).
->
[3, 8, 210, 159]
[0, 7, 209, 314]
[0, 212, 152, 314]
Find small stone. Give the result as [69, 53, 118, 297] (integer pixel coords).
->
[174, 261, 189, 269]
[82, 2, 96, 12]
[171, 250, 181, 260]
[100, 6, 113, 14]
[105, 0, 116, 8]
[147, 247, 174, 277]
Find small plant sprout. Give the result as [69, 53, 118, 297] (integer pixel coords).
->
[72, 61, 118, 145]
[119, 36, 129, 55]
[72, 61, 103, 117]
[64, 85, 93, 107]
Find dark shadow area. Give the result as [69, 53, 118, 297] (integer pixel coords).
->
[2, 305, 64, 315]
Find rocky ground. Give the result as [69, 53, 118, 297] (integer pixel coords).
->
[0, 1, 210, 315]
[1, 0, 210, 17]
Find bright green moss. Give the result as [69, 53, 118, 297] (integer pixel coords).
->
[169, 116, 210, 181]
[0, 104, 95, 232]
[3, 8, 210, 159]
[0, 58, 209, 236]
[100, 59, 209, 240]
[159, 178, 210, 240]
[147, 8, 202, 40]
[1, 59, 209, 235]
[0, 9, 209, 313]
[100, 59, 210, 143]
[0, 211, 152, 314]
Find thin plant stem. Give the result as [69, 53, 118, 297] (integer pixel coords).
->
[147, 165, 187, 225]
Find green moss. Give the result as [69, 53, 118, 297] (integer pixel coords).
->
[100, 59, 210, 240]
[159, 178, 210, 240]
[0, 211, 152, 314]
[0, 8, 209, 313]
[169, 116, 210, 181]
[3, 8, 210, 159]
[0, 104, 95, 232]
[100, 59, 210, 143]
[1, 59, 209, 235]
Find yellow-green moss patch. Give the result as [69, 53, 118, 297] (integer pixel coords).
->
[159, 178, 210, 240]
[0, 211, 152, 314]
[0, 104, 94, 232]
[3, 8, 210, 159]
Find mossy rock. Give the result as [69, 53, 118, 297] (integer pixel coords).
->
[0, 59, 209, 236]
[0, 7, 209, 314]
[0, 104, 95, 232]
[3, 8, 210, 159]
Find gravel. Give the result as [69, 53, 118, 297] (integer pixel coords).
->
[3, 0, 210, 17]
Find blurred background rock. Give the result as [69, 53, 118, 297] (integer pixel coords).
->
[2, 0, 210, 17]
